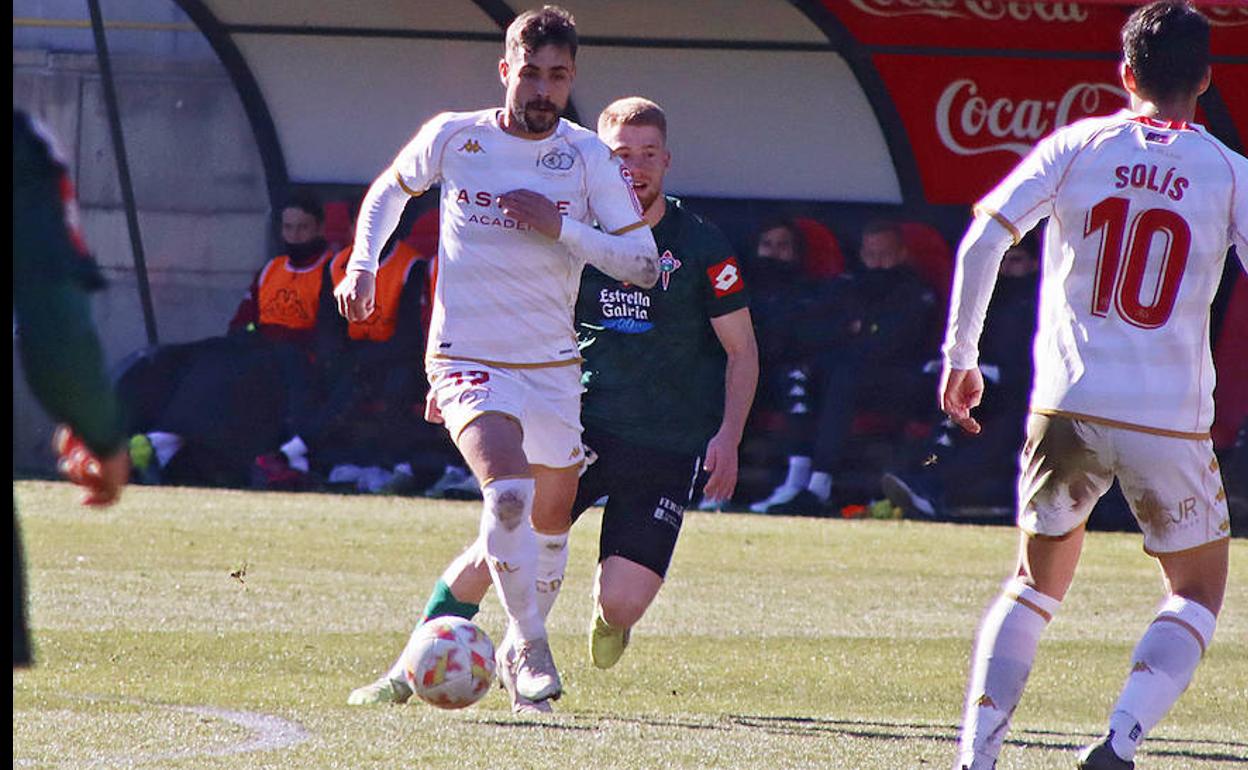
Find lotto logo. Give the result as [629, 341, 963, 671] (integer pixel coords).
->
[707, 257, 744, 298]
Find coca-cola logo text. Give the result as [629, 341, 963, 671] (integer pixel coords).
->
[935, 79, 1127, 157]
[1206, 7, 1248, 27]
[848, 0, 1088, 22]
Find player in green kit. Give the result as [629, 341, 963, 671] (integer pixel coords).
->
[13, 110, 131, 667]
[349, 96, 759, 712]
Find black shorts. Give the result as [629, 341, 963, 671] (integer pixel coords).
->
[570, 428, 705, 579]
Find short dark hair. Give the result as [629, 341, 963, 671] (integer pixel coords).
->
[281, 192, 324, 223]
[598, 97, 667, 140]
[1121, 1, 1210, 103]
[506, 5, 577, 61]
[756, 217, 806, 260]
[861, 219, 904, 242]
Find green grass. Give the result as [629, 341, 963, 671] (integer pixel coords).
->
[12, 480, 1248, 769]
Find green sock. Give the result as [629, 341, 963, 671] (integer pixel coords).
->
[419, 579, 479, 624]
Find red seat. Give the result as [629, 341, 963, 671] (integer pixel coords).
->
[900, 222, 953, 301]
[406, 209, 441, 332]
[794, 217, 845, 279]
[404, 208, 440, 259]
[323, 200, 354, 252]
[1212, 272, 1248, 450]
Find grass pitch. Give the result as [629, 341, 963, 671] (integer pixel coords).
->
[12, 480, 1248, 769]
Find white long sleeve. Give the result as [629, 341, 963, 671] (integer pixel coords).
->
[558, 218, 659, 289]
[942, 212, 1015, 370]
[346, 172, 410, 275]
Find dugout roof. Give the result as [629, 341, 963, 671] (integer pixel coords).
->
[172, 0, 1248, 212]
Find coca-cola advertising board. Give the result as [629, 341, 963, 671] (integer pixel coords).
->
[826, 0, 1126, 51]
[1216, 64, 1248, 150]
[824, 2, 1248, 56]
[874, 55, 1135, 204]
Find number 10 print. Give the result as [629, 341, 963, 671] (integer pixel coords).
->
[1085, 196, 1192, 329]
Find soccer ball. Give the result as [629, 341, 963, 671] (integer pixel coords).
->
[402, 616, 495, 709]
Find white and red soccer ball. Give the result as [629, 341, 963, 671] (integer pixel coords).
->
[402, 617, 495, 709]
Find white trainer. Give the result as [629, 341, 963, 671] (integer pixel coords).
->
[749, 484, 803, 513]
[347, 675, 412, 706]
[495, 635, 555, 713]
[512, 637, 562, 703]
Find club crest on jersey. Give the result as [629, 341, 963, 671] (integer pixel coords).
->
[706, 256, 744, 298]
[457, 138, 485, 154]
[658, 250, 682, 291]
[538, 149, 575, 171]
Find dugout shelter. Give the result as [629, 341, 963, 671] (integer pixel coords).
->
[12, 0, 1248, 472]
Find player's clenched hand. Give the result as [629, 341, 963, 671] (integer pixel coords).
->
[335, 269, 376, 322]
[497, 190, 562, 239]
[700, 431, 740, 508]
[53, 426, 129, 507]
[940, 366, 984, 435]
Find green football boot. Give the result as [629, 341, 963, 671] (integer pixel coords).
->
[588, 607, 631, 670]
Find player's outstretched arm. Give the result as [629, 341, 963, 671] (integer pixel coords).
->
[347, 171, 409, 276]
[339, 171, 408, 321]
[940, 207, 1021, 437]
[559, 217, 659, 288]
[497, 188, 659, 288]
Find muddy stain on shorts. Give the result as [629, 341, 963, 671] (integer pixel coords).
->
[1021, 415, 1112, 516]
[1129, 486, 1171, 531]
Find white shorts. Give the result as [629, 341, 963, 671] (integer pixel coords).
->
[426, 358, 584, 470]
[1017, 414, 1231, 555]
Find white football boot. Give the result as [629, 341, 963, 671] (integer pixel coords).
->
[495, 633, 555, 714]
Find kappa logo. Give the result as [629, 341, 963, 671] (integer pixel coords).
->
[707, 256, 745, 298]
[261, 288, 312, 323]
[457, 138, 485, 154]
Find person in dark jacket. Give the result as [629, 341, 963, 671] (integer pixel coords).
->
[751, 220, 938, 514]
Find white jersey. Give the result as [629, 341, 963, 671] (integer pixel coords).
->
[389, 109, 646, 367]
[946, 109, 1248, 437]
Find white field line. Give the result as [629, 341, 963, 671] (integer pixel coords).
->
[15, 697, 311, 767]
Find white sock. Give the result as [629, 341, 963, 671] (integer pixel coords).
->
[783, 455, 812, 490]
[280, 435, 310, 472]
[479, 477, 544, 642]
[957, 579, 1061, 769]
[807, 471, 833, 502]
[1106, 595, 1217, 761]
[534, 531, 569, 621]
[146, 431, 183, 468]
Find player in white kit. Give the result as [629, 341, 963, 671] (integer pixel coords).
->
[941, 3, 1245, 769]
[336, 6, 658, 707]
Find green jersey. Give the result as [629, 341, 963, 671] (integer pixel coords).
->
[13, 110, 125, 457]
[577, 196, 748, 456]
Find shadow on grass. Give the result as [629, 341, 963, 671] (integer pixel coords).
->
[543, 712, 1246, 764]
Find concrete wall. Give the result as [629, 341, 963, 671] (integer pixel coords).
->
[13, 48, 271, 472]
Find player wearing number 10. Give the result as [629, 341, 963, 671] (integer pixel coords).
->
[940, 3, 1247, 769]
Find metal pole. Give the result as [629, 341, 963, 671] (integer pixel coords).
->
[86, 0, 160, 346]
